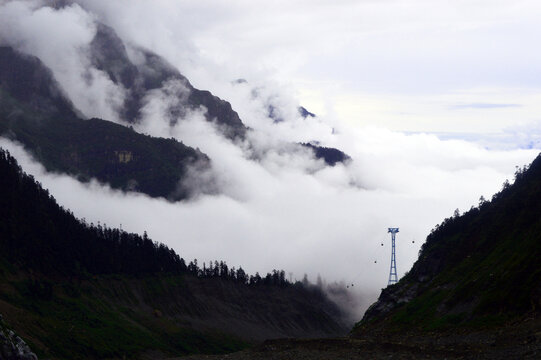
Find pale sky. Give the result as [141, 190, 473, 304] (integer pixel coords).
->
[77, 0, 541, 137]
[223, 0, 541, 135]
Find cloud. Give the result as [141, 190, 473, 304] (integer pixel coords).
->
[74, 0, 541, 141]
[331, 87, 541, 134]
[2, 0, 541, 321]
[451, 103, 522, 109]
[1, 121, 536, 321]
[0, 0, 125, 121]
[75, 0, 541, 94]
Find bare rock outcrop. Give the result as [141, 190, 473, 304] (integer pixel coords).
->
[0, 315, 38, 360]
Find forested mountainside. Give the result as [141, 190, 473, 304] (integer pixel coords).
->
[0, 46, 209, 200]
[0, 39, 348, 200]
[92, 24, 351, 169]
[0, 149, 348, 359]
[353, 153, 541, 336]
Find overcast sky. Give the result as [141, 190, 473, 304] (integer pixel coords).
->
[1, 0, 541, 318]
[79, 0, 541, 138]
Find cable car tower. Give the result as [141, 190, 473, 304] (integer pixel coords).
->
[387, 228, 399, 285]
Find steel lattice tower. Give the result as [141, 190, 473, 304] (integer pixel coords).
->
[387, 228, 399, 285]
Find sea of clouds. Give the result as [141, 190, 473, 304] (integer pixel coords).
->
[1, 0, 539, 320]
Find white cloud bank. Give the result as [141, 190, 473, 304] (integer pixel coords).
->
[1, 127, 536, 319]
[76, 0, 541, 135]
[1, 1, 540, 320]
[0, 0, 125, 121]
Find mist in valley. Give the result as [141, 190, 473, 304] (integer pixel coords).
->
[1, 0, 540, 320]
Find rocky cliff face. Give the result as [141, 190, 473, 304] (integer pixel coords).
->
[0, 315, 37, 360]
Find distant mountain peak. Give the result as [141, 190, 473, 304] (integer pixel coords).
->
[301, 143, 350, 166]
[89, 23, 247, 139]
[299, 106, 316, 118]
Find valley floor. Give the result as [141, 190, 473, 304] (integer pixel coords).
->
[169, 317, 540, 360]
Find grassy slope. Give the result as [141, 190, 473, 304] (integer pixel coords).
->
[0, 271, 348, 360]
[353, 155, 541, 335]
[0, 272, 248, 359]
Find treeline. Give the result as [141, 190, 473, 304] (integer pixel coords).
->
[405, 153, 541, 314]
[421, 162, 532, 256]
[186, 259, 289, 287]
[0, 148, 290, 287]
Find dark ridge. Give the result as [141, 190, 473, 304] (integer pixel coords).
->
[0, 147, 333, 288]
[90, 23, 247, 139]
[0, 113, 208, 201]
[298, 106, 316, 118]
[0, 148, 187, 275]
[301, 143, 351, 166]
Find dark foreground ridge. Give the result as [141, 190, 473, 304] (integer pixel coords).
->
[0, 149, 348, 359]
[175, 318, 541, 359]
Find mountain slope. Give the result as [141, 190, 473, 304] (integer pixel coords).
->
[0, 148, 348, 359]
[0, 43, 349, 201]
[0, 46, 77, 119]
[0, 46, 209, 200]
[90, 23, 247, 139]
[352, 154, 541, 336]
